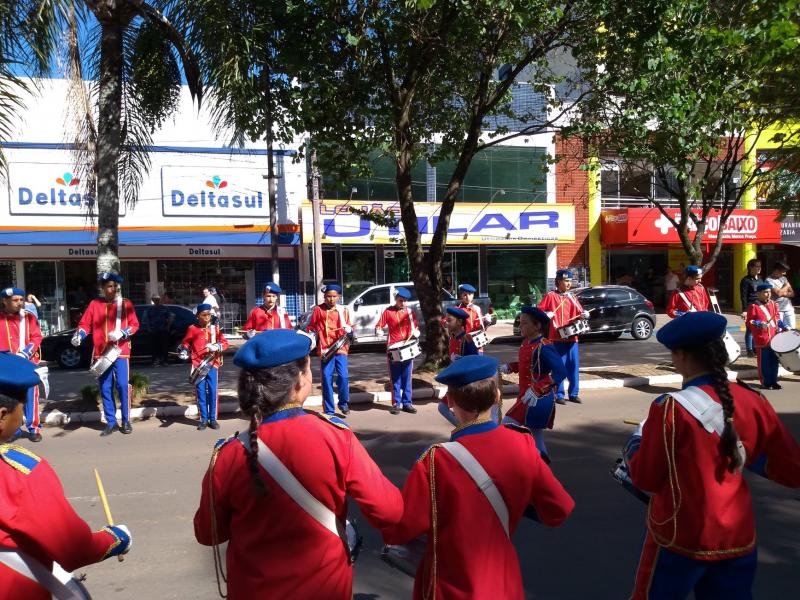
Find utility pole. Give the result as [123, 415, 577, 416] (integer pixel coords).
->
[264, 72, 280, 286]
[310, 148, 324, 304]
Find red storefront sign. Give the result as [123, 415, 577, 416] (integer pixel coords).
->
[601, 208, 782, 245]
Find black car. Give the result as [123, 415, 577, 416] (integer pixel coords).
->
[41, 304, 197, 368]
[513, 285, 656, 340]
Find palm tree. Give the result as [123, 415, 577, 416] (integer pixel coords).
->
[1, 0, 201, 276]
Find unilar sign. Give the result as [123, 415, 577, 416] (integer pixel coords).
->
[161, 166, 267, 218]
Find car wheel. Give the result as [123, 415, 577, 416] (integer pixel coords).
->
[631, 317, 653, 340]
[58, 346, 84, 369]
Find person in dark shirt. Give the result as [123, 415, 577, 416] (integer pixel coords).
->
[146, 295, 174, 366]
[739, 258, 762, 357]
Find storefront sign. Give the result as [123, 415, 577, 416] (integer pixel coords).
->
[601, 208, 782, 245]
[161, 166, 267, 218]
[7, 162, 125, 217]
[300, 201, 575, 245]
[781, 218, 800, 243]
[0, 245, 294, 260]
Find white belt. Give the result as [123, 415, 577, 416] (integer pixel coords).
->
[0, 549, 78, 600]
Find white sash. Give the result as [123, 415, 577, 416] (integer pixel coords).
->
[677, 291, 696, 312]
[18, 309, 26, 353]
[114, 296, 122, 332]
[0, 549, 78, 600]
[440, 441, 510, 538]
[276, 306, 288, 328]
[758, 304, 775, 328]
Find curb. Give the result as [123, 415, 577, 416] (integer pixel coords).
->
[39, 367, 769, 427]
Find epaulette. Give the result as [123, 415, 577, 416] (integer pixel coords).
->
[310, 412, 350, 430]
[504, 422, 533, 436]
[213, 432, 239, 452]
[0, 443, 41, 475]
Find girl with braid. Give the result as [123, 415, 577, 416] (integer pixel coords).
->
[623, 312, 800, 599]
[193, 330, 403, 600]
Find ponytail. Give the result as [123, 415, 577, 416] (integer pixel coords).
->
[708, 338, 744, 473]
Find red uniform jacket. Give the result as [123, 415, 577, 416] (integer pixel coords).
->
[382, 421, 575, 600]
[538, 290, 585, 342]
[0, 446, 118, 600]
[746, 300, 782, 348]
[194, 408, 403, 600]
[243, 305, 292, 331]
[666, 284, 711, 318]
[0, 310, 42, 364]
[628, 377, 800, 560]
[377, 306, 418, 346]
[455, 302, 485, 334]
[180, 324, 229, 368]
[307, 304, 352, 356]
[504, 337, 567, 429]
[77, 298, 140, 359]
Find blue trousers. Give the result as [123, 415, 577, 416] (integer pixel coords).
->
[389, 357, 413, 407]
[645, 547, 757, 599]
[195, 366, 218, 422]
[756, 346, 779, 387]
[16, 385, 41, 436]
[321, 355, 349, 415]
[744, 328, 754, 353]
[98, 357, 130, 427]
[553, 341, 580, 399]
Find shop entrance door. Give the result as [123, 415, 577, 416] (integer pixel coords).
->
[441, 251, 479, 296]
[64, 261, 98, 327]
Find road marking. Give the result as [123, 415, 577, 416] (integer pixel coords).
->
[67, 489, 178, 502]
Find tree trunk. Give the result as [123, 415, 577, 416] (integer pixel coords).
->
[266, 74, 280, 285]
[96, 20, 123, 278]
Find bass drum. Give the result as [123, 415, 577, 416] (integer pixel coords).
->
[53, 562, 91, 599]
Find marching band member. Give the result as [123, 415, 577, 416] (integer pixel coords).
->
[0, 286, 43, 442]
[72, 273, 139, 436]
[179, 304, 229, 430]
[242, 282, 292, 338]
[382, 354, 575, 600]
[537, 269, 589, 404]
[306, 284, 352, 417]
[0, 353, 132, 599]
[438, 307, 479, 426]
[746, 282, 788, 390]
[375, 287, 420, 415]
[194, 330, 403, 600]
[500, 306, 566, 463]
[624, 312, 800, 599]
[455, 284, 492, 352]
[666, 265, 711, 318]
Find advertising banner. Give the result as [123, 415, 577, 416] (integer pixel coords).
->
[161, 165, 268, 218]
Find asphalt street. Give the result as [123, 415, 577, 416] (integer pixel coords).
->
[37, 382, 800, 599]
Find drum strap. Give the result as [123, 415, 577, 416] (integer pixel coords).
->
[115, 296, 122, 333]
[440, 442, 510, 538]
[18, 309, 26, 353]
[0, 549, 79, 600]
[677, 291, 695, 312]
[758, 304, 775, 327]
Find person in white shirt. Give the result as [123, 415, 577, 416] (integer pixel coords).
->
[663, 268, 679, 307]
[200, 287, 219, 316]
[767, 261, 795, 329]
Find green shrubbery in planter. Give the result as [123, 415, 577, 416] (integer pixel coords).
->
[81, 372, 150, 408]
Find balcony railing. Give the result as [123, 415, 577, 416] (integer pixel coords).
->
[600, 196, 741, 209]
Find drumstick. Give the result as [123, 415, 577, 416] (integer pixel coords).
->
[94, 468, 124, 563]
[623, 419, 640, 425]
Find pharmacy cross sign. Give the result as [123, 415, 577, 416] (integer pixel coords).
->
[654, 213, 673, 235]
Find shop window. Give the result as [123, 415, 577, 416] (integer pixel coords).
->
[121, 261, 149, 305]
[24, 262, 65, 334]
[341, 249, 376, 300]
[385, 251, 410, 283]
[0, 261, 15, 286]
[486, 248, 546, 317]
[322, 249, 337, 281]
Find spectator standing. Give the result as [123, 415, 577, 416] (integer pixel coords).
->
[24, 294, 41, 319]
[146, 295, 174, 366]
[663, 267, 679, 306]
[200, 287, 219, 317]
[766, 261, 795, 329]
[739, 258, 763, 357]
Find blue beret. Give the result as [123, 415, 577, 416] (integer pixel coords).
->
[458, 284, 476, 293]
[207, 286, 217, 294]
[756, 283, 773, 292]
[196, 303, 213, 314]
[99, 272, 123, 284]
[656, 312, 727, 351]
[234, 329, 312, 370]
[556, 269, 573, 280]
[684, 265, 702, 276]
[520, 306, 550, 330]
[323, 284, 342, 294]
[436, 355, 499, 387]
[1, 287, 25, 298]
[395, 287, 412, 299]
[0, 353, 41, 397]
[264, 282, 283, 294]
[446, 307, 469, 320]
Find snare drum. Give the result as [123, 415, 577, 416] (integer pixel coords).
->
[770, 329, 800, 372]
[388, 339, 421, 363]
[470, 330, 489, 349]
[53, 562, 92, 599]
[189, 353, 216, 384]
[557, 318, 590, 339]
[722, 331, 741, 365]
[89, 344, 122, 378]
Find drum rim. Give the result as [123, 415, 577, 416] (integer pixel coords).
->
[771, 330, 800, 352]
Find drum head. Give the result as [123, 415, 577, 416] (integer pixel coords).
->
[388, 340, 409, 350]
[771, 330, 800, 353]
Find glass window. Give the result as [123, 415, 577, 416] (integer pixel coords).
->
[578, 290, 606, 306]
[341, 249, 376, 300]
[385, 251, 410, 283]
[619, 167, 651, 198]
[601, 169, 619, 197]
[606, 289, 632, 303]
[0, 261, 15, 285]
[322, 150, 427, 201]
[357, 287, 390, 307]
[24, 262, 66, 334]
[321, 249, 337, 281]
[121, 261, 149, 305]
[486, 248, 546, 317]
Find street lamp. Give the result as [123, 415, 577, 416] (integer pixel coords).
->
[349, 187, 358, 201]
[490, 189, 506, 202]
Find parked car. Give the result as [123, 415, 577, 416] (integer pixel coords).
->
[297, 282, 493, 344]
[512, 285, 656, 340]
[40, 304, 197, 369]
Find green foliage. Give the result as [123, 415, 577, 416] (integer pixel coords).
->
[81, 372, 150, 408]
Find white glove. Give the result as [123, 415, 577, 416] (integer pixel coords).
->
[108, 329, 123, 342]
[498, 363, 511, 375]
[545, 311, 555, 319]
[71, 333, 82, 347]
[633, 419, 646, 437]
[521, 388, 538, 407]
[411, 328, 421, 338]
[205, 343, 220, 352]
[178, 349, 189, 361]
[449, 353, 461, 362]
[245, 329, 256, 339]
[482, 314, 493, 325]
[581, 310, 591, 319]
[343, 325, 353, 334]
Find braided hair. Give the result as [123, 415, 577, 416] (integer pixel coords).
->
[237, 355, 310, 494]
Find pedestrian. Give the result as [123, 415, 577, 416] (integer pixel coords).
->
[146, 294, 173, 366]
[739, 258, 763, 357]
[454, 283, 493, 352]
[438, 306, 480, 426]
[375, 287, 420, 415]
[72, 273, 139, 436]
[666, 265, 711, 318]
[242, 282, 292, 338]
[623, 311, 800, 599]
[194, 329, 403, 600]
[200, 286, 219, 317]
[381, 354, 575, 600]
[0, 353, 132, 599]
[500, 306, 566, 463]
[537, 268, 590, 404]
[306, 284, 352, 416]
[0, 286, 43, 442]
[766, 261, 795, 329]
[179, 304, 229, 430]
[24, 293, 41, 319]
[747, 283, 789, 390]
[663, 267, 679, 307]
